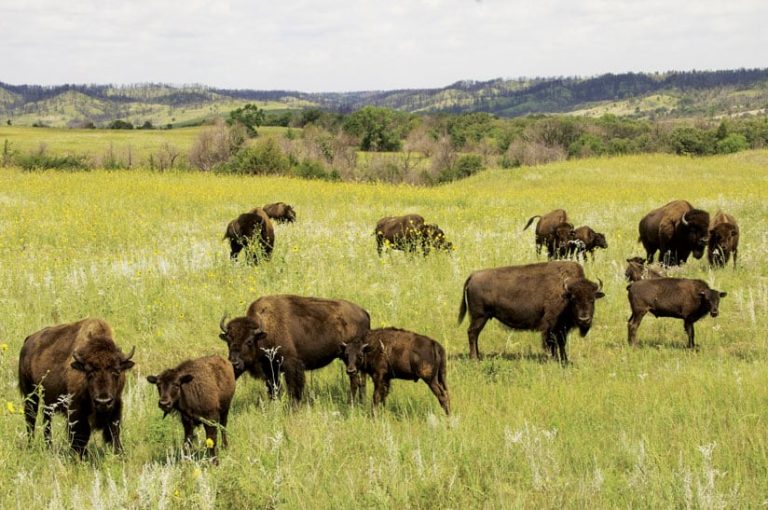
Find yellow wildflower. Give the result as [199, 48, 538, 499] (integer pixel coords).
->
[205, 438, 215, 448]
[6, 401, 16, 414]
[193, 467, 202, 479]
[0, 343, 8, 352]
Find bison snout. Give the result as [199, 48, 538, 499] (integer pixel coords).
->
[158, 399, 173, 411]
[710, 310, 719, 318]
[578, 315, 592, 324]
[346, 367, 358, 375]
[94, 397, 114, 411]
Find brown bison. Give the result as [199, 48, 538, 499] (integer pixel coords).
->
[627, 278, 727, 348]
[263, 202, 297, 223]
[374, 214, 453, 255]
[547, 222, 577, 260]
[18, 318, 135, 457]
[458, 261, 605, 363]
[146, 355, 235, 461]
[523, 209, 569, 257]
[638, 200, 710, 266]
[568, 226, 608, 261]
[224, 208, 275, 263]
[624, 256, 664, 282]
[342, 328, 450, 415]
[708, 210, 739, 268]
[219, 294, 371, 402]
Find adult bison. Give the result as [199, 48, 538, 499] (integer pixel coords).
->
[263, 202, 297, 223]
[224, 207, 275, 263]
[374, 214, 453, 255]
[219, 294, 371, 402]
[638, 200, 709, 266]
[523, 209, 568, 257]
[458, 261, 604, 363]
[568, 226, 608, 262]
[547, 222, 576, 260]
[627, 278, 727, 348]
[708, 210, 739, 268]
[18, 318, 135, 457]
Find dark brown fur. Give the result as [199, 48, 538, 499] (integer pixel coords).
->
[343, 328, 450, 415]
[220, 295, 371, 402]
[624, 257, 664, 282]
[547, 222, 576, 260]
[263, 202, 297, 223]
[568, 226, 608, 261]
[17, 318, 135, 457]
[374, 214, 453, 255]
[224, 207, 275, 263]
[708, 210, 739, 268]
[523, 209, 568, 257]
[458, 261, 605, 363]
[638, 200, 710, 266]
[147, 356, 235, 461]
[627, 278, 727, 348]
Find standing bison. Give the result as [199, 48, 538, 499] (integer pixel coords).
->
[627, 278, 727, 348]
[18, 318, 135, 457]
[708, 210, 739, 268]
[224, 207, 275, 263]
[375, 214, 453, 255]
[458, 261, 605, 363]
[342, 328, 450, 415]
[523, 209, 569, 257]
[624, 256, 664, 282]
[219, 294, 371, 402]
[147, 355, 235, 461]
[263, 202, 297, 223]
[638, 200, 709, 266]
[568, 226, 608, 261]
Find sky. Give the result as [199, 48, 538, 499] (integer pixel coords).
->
[1, 0, 766, 92]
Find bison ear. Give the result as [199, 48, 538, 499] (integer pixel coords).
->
[146, 375, 158, 384]
[179, 374, 194, 385]
[595, 291, 606, 299]
[361, 343, 372, 353]
[71, 351, 88, 372]
[219, 332, 229, 342]
[121, 359, 135, 371]
[719, 291, 728, 298]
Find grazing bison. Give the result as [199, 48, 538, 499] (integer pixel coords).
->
[146, 355, 235, 461]
[638, 200, 710, 266]
[224, 208, 275, 263]
[458, 261, 605, 363]
[18, 318, 135, 457]
[708, 210, 739, 268]
[263, 202, 297, 223]
[627, 278, 727, 348]
[219, 294, 371, 402]
[624, 256, 664, 282]
[374, 214, 453, 255]
[547, 222, 576, 260]
[568, 226, 608, 261]
[343, 328, 450, 415]
[523, 209, 568, 257]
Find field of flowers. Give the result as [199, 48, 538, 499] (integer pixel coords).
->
[0, 150, 767, 508]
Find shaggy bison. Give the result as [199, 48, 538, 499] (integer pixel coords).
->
[18, 318, 135, 457]
[147, 355, 235, 461]
[638, 200, 710, 266]
[568, 226, 608, 261]
[624, 256, 664, 282]
[547, 222, 577, 260]
[627, 278, 727, 348]
[219, 294, 371, 402]
[224, 208, 275, 263]
[263, 202, 297, 223]
[523, 209, 569, 257]
[458, 261, 605, 363]
[375, 214, 453, 255]
[342, 328, 450, 415]
[708, 210, 739, 268]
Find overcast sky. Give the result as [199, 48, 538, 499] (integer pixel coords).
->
[1, 0, 766, 92]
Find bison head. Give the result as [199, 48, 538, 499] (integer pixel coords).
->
[146, 369, 194, 417]
[708, 224, 738, 266]
[701, 288, 727, 318]
[625, 258, 645, 282]
[564, 278, 605, 336]
[593, 233, 608, 250]
[284, 205, 297, 222]
[341, 340, 370, 375]
[680, 209, 710, 259]
[71, 339, 135, 413]
[219, 314, 266, 378]
[421, 224, 453, 253]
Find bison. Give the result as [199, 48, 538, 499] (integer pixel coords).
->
[263, 202, 297, 223]
[18, 318, 135, 457]
[638, 200, 710, 266]
[219, 294, 371, 402]
[374, 214, 453, 255]
[523, 209, 569, 257]
[547, 222, 577, 260]
[342, 328, 450, 415]
[708, 210, 739, 268]
[146, 355, 235, 461]
[568, 226, 608, 262]
[224, 207, 275, 263]
[627, 278, 727, 348]
[458, 261, 605, 363]
[625, 256, 664, 282]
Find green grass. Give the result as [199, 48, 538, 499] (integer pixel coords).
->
[0, 151, 767, 508]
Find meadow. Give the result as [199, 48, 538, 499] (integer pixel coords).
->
[0, 150, 767, 508]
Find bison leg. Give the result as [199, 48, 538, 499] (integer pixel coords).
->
[733, 248, 738, 268]
[229, 239, 243, 260]
[43, 407, 54, 445]
[182, 414, 196, 450]
[555, 331, 568, 365]
[102, 415, 124, 454]
[219, 408, 229, 449]
[627, 310, 647, 346]
[23, 392, 39, 442]
[427, 378, 451, 416]
[467, 315, 489, 360]
[541, 331, 557, 357]
[203, 423, 219, 463]
[684, 320, 696, 348]
[371, 374, 390, 412]
[68, 414, 91, 458]
[348, 371, 366, 404]
[283, 359, 305, 403]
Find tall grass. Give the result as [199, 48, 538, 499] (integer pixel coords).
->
[0, 151, 766, 508]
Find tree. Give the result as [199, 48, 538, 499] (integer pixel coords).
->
[108, 119, 134, 130]
[342, 106, 408, 152]
[227, 103, 265, 137]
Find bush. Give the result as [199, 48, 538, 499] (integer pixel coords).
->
[292, 159, 340, 181]
[222, 138, 290, 175]
[17, 150, 90, 171]
[716, 133, 748, 154]
[108, 120, 134, 130]
[437, 154, 484, 183]
[189, 121, 244, 171]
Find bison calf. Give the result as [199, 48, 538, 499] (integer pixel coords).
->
[343, 328, 450, 415]
[224, 207, 275, 263]
[18, 318, 135, 457]
[708, 210, 739, 268]
[627, 278, 727, 348]
[568, 226, 608, 261]
[147, 356, 235, 461]
[624, 256, 664, 282]
[263, 202, 297, 223]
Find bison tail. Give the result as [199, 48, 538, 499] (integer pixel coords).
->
[523, 215, 540, 231]
[457, 276, 471, 325]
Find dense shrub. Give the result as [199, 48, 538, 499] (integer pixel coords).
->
[17, 151, 90, 171]
[108, 120, 134, 130]
[222, 138, 290, 175]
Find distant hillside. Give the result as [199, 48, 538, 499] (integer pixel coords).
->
[2, 68, 767, 127]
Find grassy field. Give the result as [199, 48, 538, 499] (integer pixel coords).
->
[0, 151, 767, 508]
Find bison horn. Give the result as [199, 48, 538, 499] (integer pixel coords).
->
[596, 278, 603, 292]
[220, 314, 228, 333]
[124, 346, 136, 361]
[72, 350, 84, 364]
[681, 212, 689, 226]
[563, 277, 571, 292]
